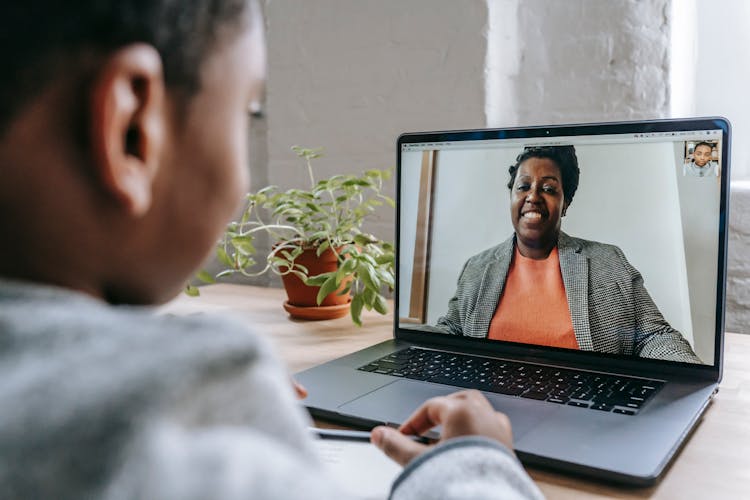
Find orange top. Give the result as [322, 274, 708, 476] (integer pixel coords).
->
[487, 247, 579, 349]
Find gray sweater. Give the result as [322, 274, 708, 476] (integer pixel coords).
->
[0, 279, 543, 499]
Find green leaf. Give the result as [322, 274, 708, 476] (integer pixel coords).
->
[364, 262, 381, 291]
[292, 145, 324, 159]
[375, 253, 394, 265]
[195, 270, 216, 284]
[354, 234, 375, 246]
[316, 275, 339, 305]
[358, 261, 381, 291]
[316, 240, 331, 257]
[350, 293, 364, 326]
[289, 270, 309, 282]
[342, 179, 372, 187]
[339, 245, 359, 257]
[309, 231, 329, 242]
[360, 253, 379, 267]
[270, 256, 291, 268]
[237, 255, 254, 270]
[363, 288, 376, 310]
[305, 272, 332, 286]
[231, 236, 255, 256]
[335, 257, 355, 286]
[373, 294, 388, 315]
[377, 268, 395, 288]
[257, 185, 278, 196]
[217, 247, 234, 267]
[184, 284, 200, 297]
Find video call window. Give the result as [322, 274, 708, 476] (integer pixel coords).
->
[683, 140, 720, 177]
[399, 131, 723, 366]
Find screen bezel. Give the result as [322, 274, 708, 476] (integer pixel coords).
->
[394, 117, 730, 380]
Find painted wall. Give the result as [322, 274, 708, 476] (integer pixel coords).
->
[206, 0, 746, 336]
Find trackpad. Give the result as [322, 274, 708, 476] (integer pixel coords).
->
[337, 380, 557, 440]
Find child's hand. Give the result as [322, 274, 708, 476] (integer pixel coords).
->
[371, 390, 513, 466]
[291, 377, 308, 399]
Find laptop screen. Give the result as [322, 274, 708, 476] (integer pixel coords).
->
[397, 119, 730, 367]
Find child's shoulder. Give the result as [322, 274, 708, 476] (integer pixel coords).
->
[0, 279, 263, 355]
[0, 279, 272, 410]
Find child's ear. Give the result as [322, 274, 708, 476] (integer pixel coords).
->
[89, 44, 165, 217]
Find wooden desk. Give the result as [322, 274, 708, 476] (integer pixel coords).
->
[163, 284, 750, 499]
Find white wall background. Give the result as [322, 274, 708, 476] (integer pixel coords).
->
[264, 0, 490, 243]
[224, 0, 747, 334]
[486, 0, 672, 127]
[672, 0, 750, 180]
[399, 142, 721, 362]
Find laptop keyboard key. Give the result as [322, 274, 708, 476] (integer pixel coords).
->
[492, 385, 525, 396]
[521, 391, 549, 401]
[613, 408, 637, 416]
[358, 348, 663, 415]
[568, 401, 590, 408]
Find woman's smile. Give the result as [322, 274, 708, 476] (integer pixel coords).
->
[510, 157, 567, 258]
[520, 209, 545, 221]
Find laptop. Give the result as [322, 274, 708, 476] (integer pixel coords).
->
[296, 117, 730, 486]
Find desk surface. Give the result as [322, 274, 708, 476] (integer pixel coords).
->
[163, 284, 750, 499]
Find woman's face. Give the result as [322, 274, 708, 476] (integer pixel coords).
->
[510, 157, 568, 258]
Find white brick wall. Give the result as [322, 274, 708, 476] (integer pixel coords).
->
[208, 0, 749, 332]
[728, 183, 750, 333]
[487, 0, 671, 127]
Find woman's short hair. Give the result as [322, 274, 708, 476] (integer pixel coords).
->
[507, 145, 580, 205]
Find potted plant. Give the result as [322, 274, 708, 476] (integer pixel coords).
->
[193, 146, 395, 325]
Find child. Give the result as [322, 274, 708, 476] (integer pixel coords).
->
[684, 141, 719, 177]
[0, 1, 542, 498]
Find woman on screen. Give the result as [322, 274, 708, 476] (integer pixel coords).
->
[436, 145, 702, 363]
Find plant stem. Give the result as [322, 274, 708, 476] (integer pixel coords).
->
[241, 224, 301, 236]
[306, 157, 315, 189]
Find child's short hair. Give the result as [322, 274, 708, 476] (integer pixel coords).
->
[0, 0, 253, 134]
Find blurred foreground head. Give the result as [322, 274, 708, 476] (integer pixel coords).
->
[0, 0, 265, 304]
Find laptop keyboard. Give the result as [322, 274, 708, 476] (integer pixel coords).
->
[358, 348, 664, 415]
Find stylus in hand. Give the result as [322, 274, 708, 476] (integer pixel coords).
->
[310, 427, 432, 444]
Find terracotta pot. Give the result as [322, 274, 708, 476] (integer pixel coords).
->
[279, 246, 351, 320]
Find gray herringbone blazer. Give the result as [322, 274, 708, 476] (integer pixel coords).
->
[436, 232, 702, 363]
